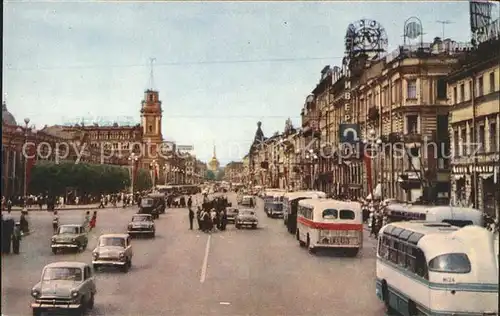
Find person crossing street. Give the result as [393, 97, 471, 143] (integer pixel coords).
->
[188, 207, 195, 230]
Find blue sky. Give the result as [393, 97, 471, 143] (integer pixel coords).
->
[2, 1, 486, 164]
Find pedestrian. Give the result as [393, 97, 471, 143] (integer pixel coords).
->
[19, 210, 29, 235]
[12, 222, 22, 254]
[187, 196, 192, 209]
[83, 211, 91, 231]
[2, 210, 14, 254]
[52, 211, 59, 234]
[221, 209, 228, 231]
[196, 207, 202, 230]
[189, 207, 195, 230]
[89, 211, 97, 231]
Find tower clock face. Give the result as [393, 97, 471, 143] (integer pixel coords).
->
[345, 19, 388, 55]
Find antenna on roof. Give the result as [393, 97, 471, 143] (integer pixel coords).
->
[148, 57, 156, 90]
[436, 20, 453, 39]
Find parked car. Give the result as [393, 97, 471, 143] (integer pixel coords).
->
[226, 207, 239, 223]
[127, 214, 155, 238]
[51, 224, 88, 254]
[31, 261, 96, 316]
[235, 209, 258, 229]
[92, 234, 133, 273]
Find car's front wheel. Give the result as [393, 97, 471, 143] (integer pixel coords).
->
[32, 308, 41, 316]
[87, 293, 95, 309]
[93, 264, 100, 272]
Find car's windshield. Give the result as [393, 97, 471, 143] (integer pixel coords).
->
[99, 237, 125, 247]
[42, 267, 82, 281]
[132, 216, 149, 222]
[58, 226, 78, 234]
[240, 211, 255, 216]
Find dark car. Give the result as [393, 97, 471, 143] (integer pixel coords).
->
[235, 209, 258, 229]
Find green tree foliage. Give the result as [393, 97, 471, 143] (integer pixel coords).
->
[205, 170, 216, 180]
[134, 168, 153, 192]
[215, 168, 225, 181]
[30, 162, 131, 196]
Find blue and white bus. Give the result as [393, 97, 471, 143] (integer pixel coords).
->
[376, 221, 498, 316]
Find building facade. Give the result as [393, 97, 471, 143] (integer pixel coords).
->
[448, 38, 500, 219]
[224, 161, 244, 184]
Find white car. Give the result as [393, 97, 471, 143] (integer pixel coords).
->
[92, 234, 133, 273]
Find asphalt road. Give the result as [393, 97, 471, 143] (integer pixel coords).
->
[1, 193, 386, 316]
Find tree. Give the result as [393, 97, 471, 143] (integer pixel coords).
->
[29, 161, 131, 196]
[135, 168, 153, 192]
[215, 168, 225, 181]
[205, 170, 216, 181]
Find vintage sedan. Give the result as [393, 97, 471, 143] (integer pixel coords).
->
[235, 209, 258, 229]
[92, 234, 133, 273]
[31, 261, 96, 316]
[241, 195, 255, 208]
[226, 207, 239, 223]
[51, 224, 88, 254]
[127, 214, 155, 237]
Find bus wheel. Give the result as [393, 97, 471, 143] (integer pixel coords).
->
[381, 280, 395, 314]
[297, 230, 305, 247]
[408, 300, 418, 316]
[306, 235, 315, 253]
[347, 249, 359, 257]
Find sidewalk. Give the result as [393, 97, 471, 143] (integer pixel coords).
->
[10, 204, 118, 211]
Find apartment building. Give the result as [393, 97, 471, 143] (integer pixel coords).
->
[448, 38, 500, 219]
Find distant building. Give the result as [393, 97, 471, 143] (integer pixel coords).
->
[224, 161, 244, 184]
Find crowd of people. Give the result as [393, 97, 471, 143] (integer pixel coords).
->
[190, 195, 230, 233]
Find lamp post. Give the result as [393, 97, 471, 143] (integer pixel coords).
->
[305, 149, 318, 190]
[367, 128, 383, 200]
[18, 118, 37, 208]
[150, 160, 158, 189]
[163, 165, 168, 185]
[128, 153, 138, 194]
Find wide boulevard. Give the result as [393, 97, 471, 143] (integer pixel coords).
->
[2, 193, 386, 316]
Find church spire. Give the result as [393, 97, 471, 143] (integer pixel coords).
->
[213, 144, 217, 158]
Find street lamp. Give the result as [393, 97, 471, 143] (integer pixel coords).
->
[17, 118, 37, 208]
[367, 128, 384, 201]
[128, 153, 138, 194]
[150, 160, 158, 189]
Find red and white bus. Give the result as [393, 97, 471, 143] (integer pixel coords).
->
[296, 199, 363, 256]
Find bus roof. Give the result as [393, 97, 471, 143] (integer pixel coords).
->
[284, 191, 326, 201]
[298, 198, 362, 211]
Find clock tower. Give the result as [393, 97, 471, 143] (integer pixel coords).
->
[140, 89, 163, 168]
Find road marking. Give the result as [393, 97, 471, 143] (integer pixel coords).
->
[219, 302, 231, 305]
[200, 234, 211, 283]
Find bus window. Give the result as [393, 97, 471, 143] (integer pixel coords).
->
[442, 219, 473, 227]
[415, 249, 428, 279]
[398, 243, 407, 267]
[322, 209, 338, 219]
[406, 246, 417, 272]
[339, 210, 355, 220]
[428, 253, 471, 274]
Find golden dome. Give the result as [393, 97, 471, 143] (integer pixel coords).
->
[207, 145, 220, 171]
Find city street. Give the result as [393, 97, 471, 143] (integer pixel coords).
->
[2, 193, 386, 316]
